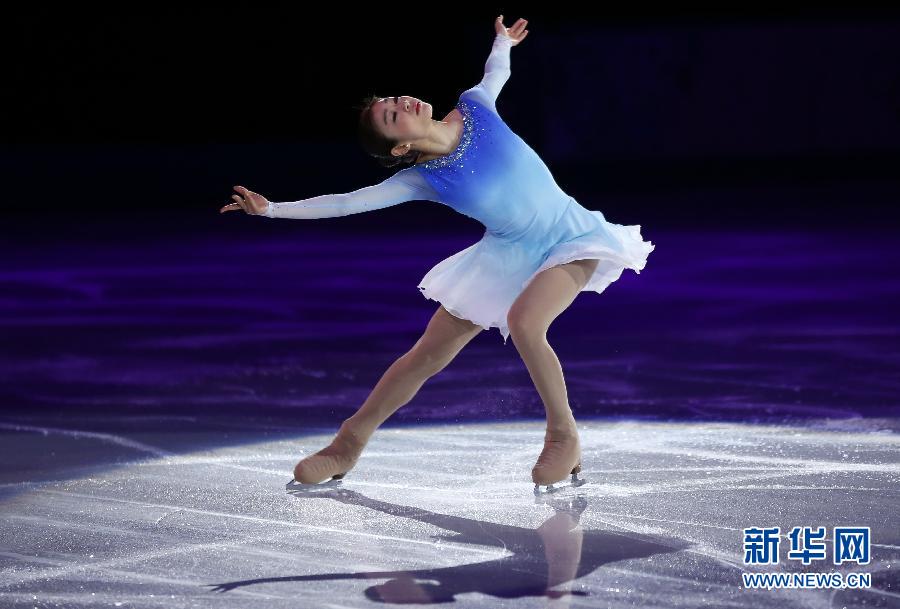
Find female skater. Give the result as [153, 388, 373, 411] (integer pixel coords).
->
[220, 16, 655, 493]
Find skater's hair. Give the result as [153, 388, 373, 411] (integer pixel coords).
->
[355, 93, 423, 169]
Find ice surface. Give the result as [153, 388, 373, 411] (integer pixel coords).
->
[1, 420, 898, 608]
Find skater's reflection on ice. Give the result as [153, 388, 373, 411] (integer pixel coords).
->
[207, 489, 688, 603]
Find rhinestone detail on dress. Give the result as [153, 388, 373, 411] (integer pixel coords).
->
[420, 99, 477, 171]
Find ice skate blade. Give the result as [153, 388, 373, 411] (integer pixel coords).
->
[533, 473, 588, 498]
[285, 477, 344, 493]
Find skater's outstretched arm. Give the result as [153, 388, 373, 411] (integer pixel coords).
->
[462, 16, 529, 113]
[220, 167, 436, 219]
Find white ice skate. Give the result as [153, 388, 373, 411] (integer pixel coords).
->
[532, 427, 586, 497]
[287, 420, 367, 491]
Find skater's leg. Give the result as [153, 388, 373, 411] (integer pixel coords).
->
[342, 304, 483, 440]
[507, 258, 599, 486]
[293, 305, 482, 483]
[506, 259, 599, 430]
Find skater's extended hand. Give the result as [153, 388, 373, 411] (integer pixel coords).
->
[495, 15, 529, 46]
[219, 185, 269, 215]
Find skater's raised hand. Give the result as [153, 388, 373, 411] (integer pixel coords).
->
[219, 185, 270, 215]
[495, 15, 529, 46]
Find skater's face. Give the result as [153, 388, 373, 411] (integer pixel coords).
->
[373, 95, 431, 155]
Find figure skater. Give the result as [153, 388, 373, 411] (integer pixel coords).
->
[220, 16, 655, 494]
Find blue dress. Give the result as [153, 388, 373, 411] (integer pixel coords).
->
[412, 87, 655, 344]
[265, 35, 655, 344]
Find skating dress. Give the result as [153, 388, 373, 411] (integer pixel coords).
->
[265, 34, 656, 344]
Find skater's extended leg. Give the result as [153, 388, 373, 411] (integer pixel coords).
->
[507, 258, 599, 430]
[507, 258, 599, 486]
[293, 305, 482, 483]
[344, 305, 484, 440]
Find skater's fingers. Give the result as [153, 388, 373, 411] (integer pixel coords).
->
[220, 202, 241, 213]
[231, 195, 244, 215]
[238, 185, 262, 207]
[231, 194, 248, 213]
[227, 185, 267, 214]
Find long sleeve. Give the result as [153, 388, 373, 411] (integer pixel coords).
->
[461, 34, 514, 114]
[264, 166, 437, 219]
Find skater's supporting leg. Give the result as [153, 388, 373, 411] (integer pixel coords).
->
[506, 259, 599, 430]
[343, 305, 483, 440]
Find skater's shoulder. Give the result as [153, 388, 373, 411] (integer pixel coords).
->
[459, 82, 504, 118]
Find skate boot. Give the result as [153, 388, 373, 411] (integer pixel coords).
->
[289, 420, 368, 488]
[532, 425, 584, 495]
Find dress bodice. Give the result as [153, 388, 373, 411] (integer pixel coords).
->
[414, 89, 584, 244]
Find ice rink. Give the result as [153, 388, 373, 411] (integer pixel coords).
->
[2, 419, 899, 608]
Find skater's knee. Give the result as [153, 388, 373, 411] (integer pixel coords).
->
[506, 308, 547, 344]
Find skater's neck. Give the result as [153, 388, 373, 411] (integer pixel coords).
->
[413, 110, 465, 165]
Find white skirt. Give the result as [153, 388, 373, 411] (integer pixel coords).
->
[417, 209, 656, 344]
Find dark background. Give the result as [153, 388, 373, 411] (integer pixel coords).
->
[4, 6, 900, 234]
